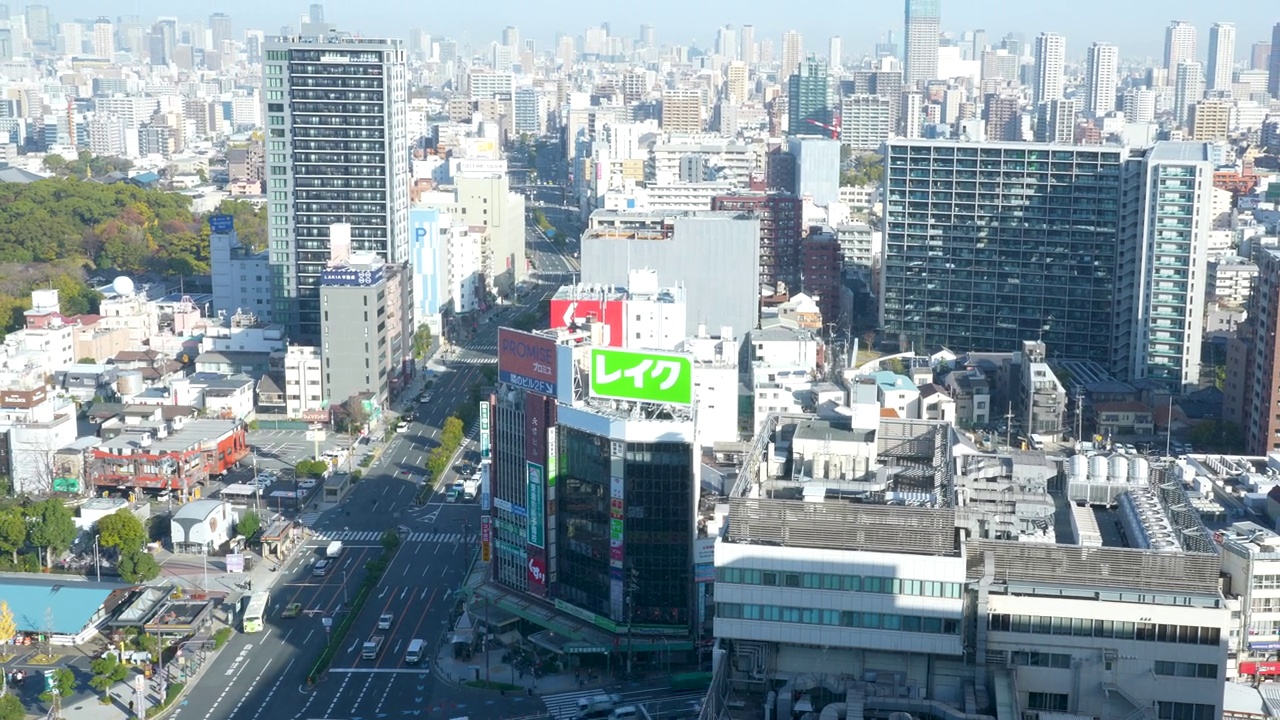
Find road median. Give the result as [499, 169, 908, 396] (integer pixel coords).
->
[306, 534, 399, 684]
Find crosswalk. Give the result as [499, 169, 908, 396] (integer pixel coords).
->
[310, 529, 477, 543]
[450, 355, 496, 365]
[541, 688, 707, 720]
[298, 512, 321, 527]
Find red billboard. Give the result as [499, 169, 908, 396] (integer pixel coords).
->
[1240, 662, 1280, 676]
[527, 554, 547, 595]
[549, 297, 625, 347]
[498, 328, 557, 396]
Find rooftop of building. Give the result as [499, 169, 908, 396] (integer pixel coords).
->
[1146, 140, 1212, 162]
[750, 324, 820, 343]
[98, 418, 240, 455]
[868, 370, 918, 394]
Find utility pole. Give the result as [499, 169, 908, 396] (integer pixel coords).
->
[94, 535, 101, 583]
[625, 567, 639, 677]
[1004, 402, 1015, 449]
[1075, 387, 1085, 444]
[1165, 395, 1174, 456]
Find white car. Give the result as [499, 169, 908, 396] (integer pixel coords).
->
[377, 613, 393, 630]
[298, 478, 317, 490]
[397, 421, 410, 433]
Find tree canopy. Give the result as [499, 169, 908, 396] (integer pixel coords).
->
[97, 508, 147, 554]
[117, 550, 160, 583]
[26, 498, 77, 568]
[0, 178, 266, 338]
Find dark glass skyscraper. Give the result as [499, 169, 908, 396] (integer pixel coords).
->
[787, 56, 831, 136]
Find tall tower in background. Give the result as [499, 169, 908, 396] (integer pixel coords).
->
[308, 4, 324, 23]
[1206, 22, 1236, 91]
[780, 29, 803, 79]
[1164, 20, 1197, 74]
[740, 24, 755, 65]
[1174, 59, 1205, 125]
[1270, 24, 1280, 98]
[904, 0, 940, 87]
[1083, 42, 1118, 118]
[1032, 32, 1066, 106]
[92, 17, 115, 58]
[828, 36, 842, 71]
[263, 33, 410, 343]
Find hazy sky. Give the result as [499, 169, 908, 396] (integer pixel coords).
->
[39, 0, 1278, 60]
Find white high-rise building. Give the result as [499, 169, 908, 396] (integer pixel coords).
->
[57, 22, 83, 56]
[903, 0, 940, 87]
[716, 25, 737, 60]
[263, 33, 410, 343]
[1032, 33, 1066, 106]
[1083, 42, 1119, 118]
[1174, 59, 1205, 126]
[1206, 22, 1236, 92]
[740, 24, 756, 65]
[91, 17, 114, 58]
[1123, 87, 1157, 123]
[1164, 20, 1197, 73]
[828, 35, 842, 70]
[781, 29, 803, 79]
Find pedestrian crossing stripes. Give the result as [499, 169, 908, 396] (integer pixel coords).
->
[298, 512, 322, 527]
[310, 530, 477, 543]
[541, 688, 706, 720]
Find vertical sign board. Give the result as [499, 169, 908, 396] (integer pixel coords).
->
[546, 425, 558, 584]
[609, 473, 626, 621]
[479, 460, 491, 512]
[480, 515, 492, 563]
[694, 537, 716, 583]
[527, 463, 545, 548]
[479, 400, 490, 459]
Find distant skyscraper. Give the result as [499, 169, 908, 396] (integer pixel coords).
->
[1206, 22, 1235, 91]
[209, 13, 232, 52]
[903, 0, 940, 87]
[92, 17, 114, 58]
[502, 25, 519, 49]
[788, 56, 831, 136]
[263, 33, 410, 343]
[308, 4, 324, 23]
[25, 4, 51, 49]
[972, 29, 987, 60]
[1032, 32, 1065, 106]
[639, 24, 655, 49]
[828, 36, 842, 70]
[1269, 24, 1280, 98]
[1174, 59, 1205, 125]
[1083, 42, 1118, 118]
[716, 25, 737, 60]
[1252, 41, 1272, 71]
[1164, 21, 1197, 73]
[740, 24, 755, 65]
[780, 29, 803, 79]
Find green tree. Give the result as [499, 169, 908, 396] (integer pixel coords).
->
[117, 550, 160, 583]
[88, 653, 129, 694]
[0, 600, 15, 646]
[411, 325, 433, 360]
[0, 693, 23, 720]
[27, 499, 77, 569]
[41, 155, 67, 173]
[1189, 419, 1245, 453]
[0, 507, 26, 564]
[39, 667, 76, 704]
[294, 459, 328, 479]
[425, 446, 450, 479]
[236, 511, 261, 539]
[380, 529, 401, 552]
[96, 508, 147, 554]
[441, 416, 464, 448]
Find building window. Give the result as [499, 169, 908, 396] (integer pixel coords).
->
[1027, 693, 1068, 712]
[1156, 703, 1215, 720]
[1153, 661, 1217, 679]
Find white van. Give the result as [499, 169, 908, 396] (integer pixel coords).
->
[608, 707, 639, 720]
[405, 638, 425, 665]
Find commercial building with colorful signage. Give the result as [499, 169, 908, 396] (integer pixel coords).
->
[479, 324, 700, 658]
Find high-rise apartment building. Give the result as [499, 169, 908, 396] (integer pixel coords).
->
[1269, 24, 1280, 98]
[828, 35, 842, 70]
[715, 24, 736, 60]
[725, 61, 749, 103]
[263, 33, 410, 343]
[1164, 20, 1197, 74]
[1206, 22, 1235, 92]
[1173, 60, 1205, 126]
[780, 29, 803, 79]
[1083, 42, 1118, 118]
[660, 89, 702, 134]
[1123, 87, 1156, 123]
[1228, 248, 1280, 453]
[787, 56, 831, 136]
[92, 17, 114, 58]
[1189, 100, 1230, 141]
[1117, 142, 1213, 391]
[840, 94, 893, 151]
[1033, 98, 1075, 144]
[739, 25, 755, 65]
[881, 140, 1211, 388]
[983, 94, 1021, 141]
[1032, 32, 1066, 107]
[903, 0, 940, 87]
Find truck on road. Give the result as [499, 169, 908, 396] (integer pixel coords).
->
[462, 478, 479, 501]
[362, 636, 384, 660]
[326, 541, 343, 558]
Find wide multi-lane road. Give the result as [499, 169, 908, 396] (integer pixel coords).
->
[175, 232, 575, 720]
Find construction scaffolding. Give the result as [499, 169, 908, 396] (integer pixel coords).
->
[726, 496, 960, 556]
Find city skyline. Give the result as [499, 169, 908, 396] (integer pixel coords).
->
[21, 0, 1278, 60]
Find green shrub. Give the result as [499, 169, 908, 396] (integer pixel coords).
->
[212, 627, 233, 649]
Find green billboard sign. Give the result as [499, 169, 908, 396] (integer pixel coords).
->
[588, 348, 693, 406]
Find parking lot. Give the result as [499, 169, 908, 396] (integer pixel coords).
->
[248, 429, 352, 469]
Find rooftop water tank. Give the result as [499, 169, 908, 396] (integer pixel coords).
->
[117, 371, 144, 396]
[1090, 454, 1109, 482]
[1070, 455, 1089, 483]
[1110, 455, 1130, 483]
[1130, 457, 1150, 484]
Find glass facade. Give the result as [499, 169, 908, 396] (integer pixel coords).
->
[881, 141, 1125, 365]
[555, 427, 695, 630]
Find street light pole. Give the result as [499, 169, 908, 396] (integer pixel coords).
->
[94, 535, 101, 583]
